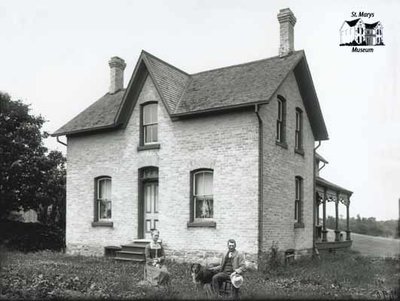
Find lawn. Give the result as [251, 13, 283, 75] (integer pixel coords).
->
[0, 248, 398, 300]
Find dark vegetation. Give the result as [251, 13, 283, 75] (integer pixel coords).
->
[0, 248, 398, 300]
[0, 92, 66, 251]
[326, 215, 399, 238]
[0, 220, 64, 252]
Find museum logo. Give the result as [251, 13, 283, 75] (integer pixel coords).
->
[339, 12, 384, 53]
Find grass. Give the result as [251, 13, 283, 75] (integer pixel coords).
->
[0, 248, 399, 300]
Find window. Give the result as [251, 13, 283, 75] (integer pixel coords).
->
[295, 176, 302, 224]
[189, 169, 215, 227]
[141, 102, 158, 145]
[96, 177, 112, 221]
[295, 108, 303, 152]
[276, 96, 286, 145]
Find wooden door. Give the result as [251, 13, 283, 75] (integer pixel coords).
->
[144, 182, 159, 239]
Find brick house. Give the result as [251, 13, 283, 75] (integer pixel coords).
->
[53, 8, 351, 265]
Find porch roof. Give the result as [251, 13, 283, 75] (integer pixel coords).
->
[315, 152, 328, 164]
[316, 176, 353, 196]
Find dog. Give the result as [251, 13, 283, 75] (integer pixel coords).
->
[190, 263, 216, 295]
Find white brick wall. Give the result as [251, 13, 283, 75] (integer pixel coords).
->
[66, 75, 259, 258]
[260, 71, 315, 255]
[65, 71, 316, 261]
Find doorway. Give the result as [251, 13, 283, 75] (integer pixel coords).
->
[138, 167, 159, 239]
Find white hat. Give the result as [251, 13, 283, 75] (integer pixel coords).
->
[230, 273, 244, 288]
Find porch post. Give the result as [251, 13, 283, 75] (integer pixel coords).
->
[322, 188, 328, 242]
[334, 192, 340, 241]
[346, 197, 351, 240]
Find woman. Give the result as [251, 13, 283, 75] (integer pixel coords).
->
[144, 229, 170, 286]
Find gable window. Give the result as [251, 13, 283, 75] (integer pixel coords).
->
[92, 176, 113, 227]
[141, 102, 158, 145]
[295, 108, 303, 153]
[188, 169, 216, 227]
[295, 176, 303, 227]
[276, 96, 287, 147]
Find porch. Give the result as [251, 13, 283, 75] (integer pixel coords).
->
[315, 176, 353, 252]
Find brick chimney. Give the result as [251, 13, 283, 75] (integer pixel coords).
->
[108, 56, 126, 94]
[277, 8, 297, 57]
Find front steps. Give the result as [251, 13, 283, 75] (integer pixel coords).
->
[115, 239, 151, 262]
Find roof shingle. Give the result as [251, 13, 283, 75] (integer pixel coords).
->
[53, 50, 328, 140]
[53, 89, 125, 136]
[144, 52, 190, 113]
[174, 51, 303, 114]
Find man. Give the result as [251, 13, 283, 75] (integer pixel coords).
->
[210, 239, 246, 296]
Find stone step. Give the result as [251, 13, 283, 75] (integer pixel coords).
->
[132, 239, 152, 247]
[114, 256, 145, 263]
[121, 243, 147, 253]
[116, 250, 145, 261]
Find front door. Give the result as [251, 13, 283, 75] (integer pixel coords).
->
[144, 181, 159, 239]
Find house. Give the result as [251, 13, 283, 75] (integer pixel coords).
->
[340, 18, 384, 46]
[53, 8, 352, 265]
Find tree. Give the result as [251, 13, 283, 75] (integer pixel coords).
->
[0, 92, 66, 225]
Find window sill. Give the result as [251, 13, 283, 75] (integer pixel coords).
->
[92, 221, 114, 227]
[294, 148, 304, 156]
[294, 222, 305, 228]
[137, 144, 160, 151]
[276, 141, 288, 149]
[187, 221, 216, 228]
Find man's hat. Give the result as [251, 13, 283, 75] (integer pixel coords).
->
[230, 273, 244, 288]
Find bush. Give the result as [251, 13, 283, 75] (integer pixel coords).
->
[0, 220, 64, 252]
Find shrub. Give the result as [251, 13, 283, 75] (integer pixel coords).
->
[0, 220, 64, 252]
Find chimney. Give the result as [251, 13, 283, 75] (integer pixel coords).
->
[277, 8, 297, 57]
[108, 56, 126, 94]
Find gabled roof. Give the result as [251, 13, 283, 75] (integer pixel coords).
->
[174, 51, 303, 115]
[143, 51, 190, 113]
[53, 50, 329, 140]
[365, 21, 379, 29]
[345, 18, 361, 27]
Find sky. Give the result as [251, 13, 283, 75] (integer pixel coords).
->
[1, 0, 399, 220]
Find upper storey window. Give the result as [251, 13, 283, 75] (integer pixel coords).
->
[276, 96, 286, 146]
[142, 102, 158, 144]
[295, 108, 303, 153]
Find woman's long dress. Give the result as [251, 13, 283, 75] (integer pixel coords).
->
[144, 242, 170, 285]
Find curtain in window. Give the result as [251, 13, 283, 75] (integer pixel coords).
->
[194, 171, 213, 219]
[98, 178, 111, 219]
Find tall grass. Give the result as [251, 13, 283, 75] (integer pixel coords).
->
[0, 248, 398, 300]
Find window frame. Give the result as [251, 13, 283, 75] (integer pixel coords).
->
[295, 108, 304, 154]
[92, 176, 113, 227]
[294, 176, 304, 228]
[276, 96, 287, 148]
[188, 169, 216, 228]
[140, 101, 159, 146]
